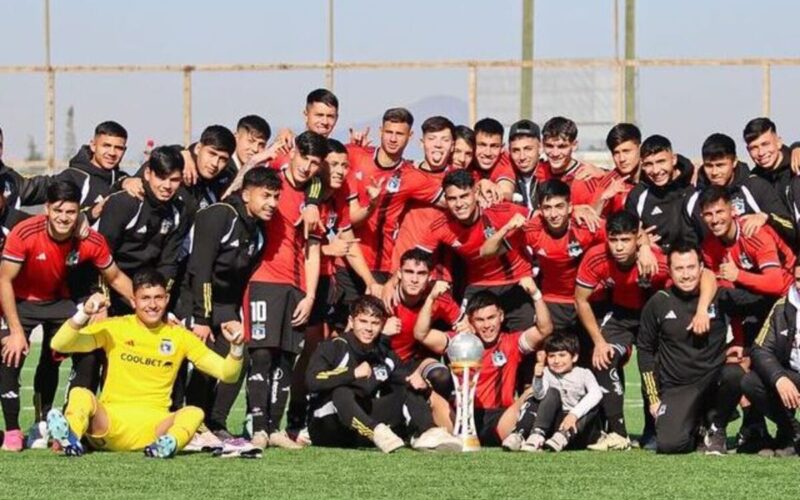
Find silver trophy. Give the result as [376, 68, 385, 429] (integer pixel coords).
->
[447, 332, 484, 452]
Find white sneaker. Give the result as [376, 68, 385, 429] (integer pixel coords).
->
[26, 421, 49, 450]
[587, 432, 631, 451]
[521, 433, 545, 452]
[411, 427, 462, 452]
[295, 428, 312, 447]
[251, 430, 270, 450]
[184, 430, 223, 452]
[372, 424, 404, 454]
[502, 432, 524, 452]
[269, 430, 303, 450]
[544, 431, 569, 452]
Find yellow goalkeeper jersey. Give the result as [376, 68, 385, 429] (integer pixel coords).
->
[52, 315, 241, 410]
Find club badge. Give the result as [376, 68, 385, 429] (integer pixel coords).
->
[159, 339, 175, 355]
[492, 350, 507, 367]
[373, 364, 389, 381]
[567, 240, 584, 258]
[65, 250, 79, 266]
[386, 175, 401, 194]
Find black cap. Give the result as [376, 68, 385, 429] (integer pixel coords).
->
[509, 119, 540, 141]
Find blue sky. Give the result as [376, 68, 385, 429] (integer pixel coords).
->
[1, 0, 799, 163]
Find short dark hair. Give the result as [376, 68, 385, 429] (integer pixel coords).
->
[466, 291, 502, 317]
[399, 248, 433, 270]
[349, 295, 388, 321]
[242, 167, 282, 191]
[326, 138, 347, 156]
[421, 116, 455, 137]
[743, 117, 777, 144]
[306, 88, 339, 110]
[640, 134, 673, 160]
[542, 116, 578, 142]
[295, 131, 328, 159]
[544, 332, 579, 356]
[199, 125, 236, 155]
[474, 118, 504, 139]
[606, 210, 639, 236]
[236, 115, 271, 142]
[94, 121, 128, 140]
[538, 179, 571, 204]
[606, 123, 641, 151]
[147, 146, 185, 177]
[132, 268, 168, 292]
[382, 108, 414, 127]
[46, 180, 80, 204]
[698, 185, 732, 211]
[442, 169, 475, 191]
[702, 133, 737, 162]
[455, 125, 475, 148]
[667, 241, 701, 267]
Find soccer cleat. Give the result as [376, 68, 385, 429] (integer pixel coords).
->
[587, 432, 631, 451]
[501, 432, 524, 452]
[26, 421, 49, 450]
[184, 430, 223, 453]
[638, 432, 657, 452]
[734, 424, 772, 455]
[294, 427, 312, 447]
[46, 409, 84, 457]
[268, 430, 303, 450]
[544, 431, 570, 452]
[251, 430, 270, 450]
[372, 424, 405, 454]
[143, 435, 177, 459]
[703, 428, 727, 456]
[521, 432, 546, 453]
[411, 427, 462, 452]
[1, 429, 24, 452]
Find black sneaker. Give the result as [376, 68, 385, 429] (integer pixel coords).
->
[704, 428, 727, 456]
[735, 424, 772, 454]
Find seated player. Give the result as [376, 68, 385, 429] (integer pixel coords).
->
[743, 263, 800, 457]
[503, 333, 601, 452]
[637, 244, 763, 455]
[414, 283, 553, 446]
[46, 269, 244, 458]
[306, 295, 460, 453]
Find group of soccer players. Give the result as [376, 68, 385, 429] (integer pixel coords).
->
[2, 86, 800, 458]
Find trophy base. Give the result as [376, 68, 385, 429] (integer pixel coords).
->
[460, 435, 482, 452]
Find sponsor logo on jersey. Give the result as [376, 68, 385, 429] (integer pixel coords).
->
[120, 352, 166, 367]
[665, 310, 677, 320]
[650, 206, 663, 216]
[136, 225, 148, 234]
[36, 252, 47, 261]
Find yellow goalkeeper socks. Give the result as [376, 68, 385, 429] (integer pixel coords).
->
[167, 406, 204, 449]
[64, 388, 97, 438]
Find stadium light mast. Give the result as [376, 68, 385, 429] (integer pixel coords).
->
[326, 0, 335, 90]
[44, 0, 55, 172]
[624, 0, 636, 123]
[520, 0, 534, 120]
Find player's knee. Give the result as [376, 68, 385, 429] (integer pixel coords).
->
[656, 432, 693, 454]
[179, 405, 205, 423]
[741, 371, 765, 400]
[67, 387, 96, 407]
[422, 363, 453, 398]
[721, 363, 745, 387]
[542, 388, 562, 404]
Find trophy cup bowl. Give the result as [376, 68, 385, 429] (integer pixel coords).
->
[447, 332, 484, 452]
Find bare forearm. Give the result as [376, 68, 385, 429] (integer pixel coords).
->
[0, 279, 22, 333]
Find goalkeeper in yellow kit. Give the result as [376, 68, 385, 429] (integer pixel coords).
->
[47, 269, 244, 458]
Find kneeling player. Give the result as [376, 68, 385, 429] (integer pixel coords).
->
[46, 269, 244, 458]
[306, 296, 460, 453]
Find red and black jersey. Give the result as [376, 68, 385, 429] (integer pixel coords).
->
[449, 330, 527, 409]
[417, 203, 532, 287]
[508, 216, 606, 303]
[390, 293, 461, 363]
[701, 221, 795, 296]
[320, 180, 357, 278]
[571, 169, 637, 217]
[349, 146, 442, 273]
[250, 168, 322, 291]
[470, 151, 516, 185]
[2, 215, 113, 302]
[576, 244, 669, 310]
[391, 205, 454, 282]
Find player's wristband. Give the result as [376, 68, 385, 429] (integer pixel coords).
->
[71, 303, 90, 326]
[531, 290, 543, 302]
[230, 342, 245, 359]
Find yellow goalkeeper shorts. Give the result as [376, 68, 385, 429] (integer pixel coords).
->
[86, 404, 170, 452]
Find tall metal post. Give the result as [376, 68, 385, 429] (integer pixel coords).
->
[624, 0, 636, 123]
[520, 0, 534, 119]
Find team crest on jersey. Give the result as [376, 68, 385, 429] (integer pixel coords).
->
[326, 213, 338, 240]
[386, 175, 401, 194]
[492, 350, 507, 367]
[483, 226, 496, 239]
[373, 364, 389, 382]
[567, 240, 584, 258]
[738, 253, 754, 270]
[159, 339, 174, 355]
[731, 196, 746, 216]
[160, 219, 173, 235]
[252, 323, 266, 341]
[247, 242, 256, 257]
[637, 274, 652, 288]
[65, 250, 79, 266]
[707, 303, 717, 319]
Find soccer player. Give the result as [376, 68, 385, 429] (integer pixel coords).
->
[503, 334, 602, 453]
[175, 167, 280, 445]
[625, 134, 696, 252]
[743, 117, 795, 208]
[270, 89, 341, 171]
[414, 285, 552, 446]
[306, 295, 461, 453]
[231, 115, 271, 171]
[0, 181, 133, 452]
[471, 118, 516, 201]
[416, 170, 534, 331]
[743, 263, 800, 457]
[685, 133, 794, 244]
[452, 125, 476, 170]
[45, 269, 244, 458]
[97, 146, 189, 313]
[244, 131, 325, 450]
[507, 119, 541, 210]
[638, 244, 762, 455]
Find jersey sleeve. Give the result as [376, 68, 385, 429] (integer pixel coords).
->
[415, 215, 451, 253]
[404, 167, 443, 205]
[1, 225, 28, 263]
[649, 249, 670, 290]
[490, 154, 516, 184]
[97, 193, 139, 253]
[84, 232, 114, 270]
[306, 339, 356, 392]
[432, 293, 463, 326]
[575, 246, 606, 290]
[182, 328, 242, 383]
[186, 207, 229, 325]
[636, 294, 663, 405]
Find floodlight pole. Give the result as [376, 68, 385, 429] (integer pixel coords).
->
[326, 0, 335, 90]
[520, 0, 534, 119]
[624, 0, 636, 123]
[44, 0, 55, 172]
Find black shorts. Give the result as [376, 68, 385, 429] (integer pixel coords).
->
[244, 282, 306, 353]
[463, 283, 535, 331]
[474, 407, 506, 447]
[546, 302, 578, 333]
[330, 268, 390, 331]
[308, 276, 336, 327]
[0, 299, 76, 338]
[599, 307, 640, 346]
